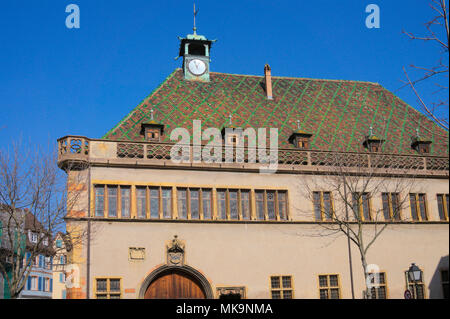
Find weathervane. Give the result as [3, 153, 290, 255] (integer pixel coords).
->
[297, 120, 300, 130]
[193, 3, 199, 34]
[369, 126, 373, 136]
[416, 128, 420, 138]
[150, 108, 154, 121]
[229, 114, 233, 126]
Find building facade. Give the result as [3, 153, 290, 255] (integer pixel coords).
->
[52, 232, 68, 299]
[1, 210, 54, 299]
[58, 28, 449, 299]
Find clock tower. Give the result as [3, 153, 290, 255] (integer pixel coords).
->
[177, 7, 215, 82]
[178, 31, 215, 82]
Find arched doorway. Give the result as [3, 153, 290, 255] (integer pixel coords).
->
[140, 265, 213, 299]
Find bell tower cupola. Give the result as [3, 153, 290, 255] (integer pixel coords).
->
[177, 4, 216, 82]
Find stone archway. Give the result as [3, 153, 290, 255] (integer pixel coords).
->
[139, 265, 213, 299]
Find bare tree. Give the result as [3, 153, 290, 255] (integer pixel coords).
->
[0, 141, 87, 299]
[298, 154, 417, 299]
[401, 0, 449, 130]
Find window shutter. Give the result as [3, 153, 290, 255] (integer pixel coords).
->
[50, 279, 53, 292]
[38, 277, 42, 291]
[27, 277, 31, 290]
[60, 273, 64, 283]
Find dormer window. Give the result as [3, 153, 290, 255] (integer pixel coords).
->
[146, 129, 160, 142]
[227, 134, 239, 146]
[141, 109, 164, 142]
[363, 127, 384, 153]
[411, 130, 432, 154]
[296, 137, 310, 149]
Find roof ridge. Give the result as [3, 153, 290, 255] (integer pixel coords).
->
[209, 70, 381, 86]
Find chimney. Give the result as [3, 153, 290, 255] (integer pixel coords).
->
[264, 64, 273, 100]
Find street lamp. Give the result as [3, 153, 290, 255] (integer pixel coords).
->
[407, 263, 423, 299]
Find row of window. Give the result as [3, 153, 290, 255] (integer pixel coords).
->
[94, 185, 289, 221]
[95, 270, 449, 299]
[313, 192, 449, 222]
[93, 185, 448, 222]
[26, 276, 53, 293]
[24, 253, 52, 270]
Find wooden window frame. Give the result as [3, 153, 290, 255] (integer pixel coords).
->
[382, 193, 402, 221]
[254, 190, 289, 221]
[437, 194, 449, 221]
[312, 191, 334, 221]
[94, 277, 122, 299]
[409, 193, 429, 222]
[352, 192, 373, 221]
[368, 271, 389, 299]
[318, 274, 341, 299]
[404, 270, 427, 299]
[270, 275, 294, 299]
[94, 184, 135, 219]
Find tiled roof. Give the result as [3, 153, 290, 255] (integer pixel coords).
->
[103, 69, 448, 156]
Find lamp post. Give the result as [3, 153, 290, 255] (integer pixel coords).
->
[407, 263, 423, 299]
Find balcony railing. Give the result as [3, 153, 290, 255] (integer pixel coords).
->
[57, 136, 449, 174]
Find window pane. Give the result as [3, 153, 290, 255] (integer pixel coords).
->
[162, 188, 172, 219]
[391, 193, 401, 220]
[283, 290, 292, 299]
[330, 288, 340, 299]
[202, 190, 212, 220]
[271, 276, 280, 289]
[177, 189, 187, 219]
[313, 192, 322, 221]
[267, 191, 276, 220]
[96, 294, 107, 299]
[319, 289, 328, 299]
[378, 272, 385, 284]
[437, 195, 445, 220]
[96, 279, 107, 292]
[319, 276, 328, 287]
[190, 189, 200, 219]
[110, 294, 121, 299]
[108, 186, 117, 217]
[150, 188, 160, 219]
[377, 287, 386, 299]
[382, 193, 390, 220]
[229, 190, 238, 220]
[110, 279, 120, 292]
[278, 192, 287, 220]
[218, 190, 227, 220]
[323, 192, 332, 221]
[256, 191, 265, 220]
[282, 276, 292, 288]
[241, 191, 251, 220]
[418, 194, 427, 221]
[121, 187, 130, 218]
[271, 291, 281, 299]
[329, 275, 339, 287]
[136, 187, 146, 218]
[95, 186, 104, 217]
[410, 194, 419, 220]
[362, 193, 371, 220]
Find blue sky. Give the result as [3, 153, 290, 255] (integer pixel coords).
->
[0, 0, 448, 149]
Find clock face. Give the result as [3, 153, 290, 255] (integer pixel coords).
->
[188, 59, 207, 76]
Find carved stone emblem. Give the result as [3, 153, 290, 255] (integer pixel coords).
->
[166, 235, 185, 266]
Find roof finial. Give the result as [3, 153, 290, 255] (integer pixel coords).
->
[297, 120, 300, 130]
[369, 126, 373, 136]
[193, 2, 199, 35]
[229, 114, 233, 126]
[150, 108, 154, 121]
[416, 127, 420, 138]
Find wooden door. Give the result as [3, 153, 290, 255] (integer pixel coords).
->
[144, 270, 206, 299]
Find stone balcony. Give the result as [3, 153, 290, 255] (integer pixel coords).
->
[57, 136, 449, 178]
